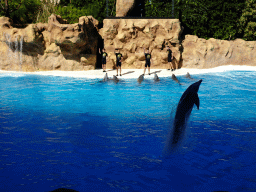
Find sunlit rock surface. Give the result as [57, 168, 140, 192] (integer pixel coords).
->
[182, 35, 256, 68]
[100, 18, 182, 69]
[0, 14, 99, 71]
[1, 13, 255, 72]
[116, 0, 135, 17]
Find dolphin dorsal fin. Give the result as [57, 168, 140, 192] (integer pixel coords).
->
[194, 93, 200, 109]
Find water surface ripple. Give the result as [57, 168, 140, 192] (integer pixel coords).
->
[0, 71, 255, 192]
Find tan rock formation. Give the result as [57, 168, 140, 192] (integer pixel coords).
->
[100, 18, 182, 69]
[182, 35, 256, 68]
[0, 14, 99, 71]
[2, 13, 255, 72]
[116, 0, 135, 17]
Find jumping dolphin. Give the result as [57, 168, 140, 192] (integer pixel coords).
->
[185, 72, 193, 79]
[171, 74, 181, 85]
[137, 74, 144, 83]
[113, 75, 119, 83]
[164, 79, 203, 153]
[153, 73, 160, 81]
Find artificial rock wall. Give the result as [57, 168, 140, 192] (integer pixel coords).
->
[182, 35, 256, 68]
[1, 14, 256, 72]
[0, 14, 99, 71]
[100, 18, 182, 69]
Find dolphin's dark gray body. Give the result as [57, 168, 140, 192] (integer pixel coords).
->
[137, 74, 144, 83]
[171, 74, 181, 85]
[113, 75, 119, 83]
[185, 72, 193, 79]
[103, 73, 108, 82]
[153, 73, 160, 81]
[101, 73, 120, 83]
[165, 79, 202, 153]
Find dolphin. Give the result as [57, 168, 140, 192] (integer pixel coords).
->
[171, 74, 181, 85]
[164, 79, 203, 153]
[113, 75, 119, 83]
[153, 73, 160, 81]
[102, 73, 108, 82]
[185, 72, 193, 79]
[137, 74, 144, 83]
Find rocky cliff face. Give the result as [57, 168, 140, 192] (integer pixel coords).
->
[0, 14, 99, 71]
[1, 14, 255, 72]
[182, 35, 256, 68]
[100, 18, 182, 69]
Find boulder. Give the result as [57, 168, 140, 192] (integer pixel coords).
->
[0, 17, 12, 28]
[116, 0, 135, 17]
[116, 0, 145, 17]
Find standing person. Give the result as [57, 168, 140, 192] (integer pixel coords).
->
[144, 48, 153, 75]
[99, 48, 108, 72]
[114, 49, 123, 76]
[166, 46, 174, 71]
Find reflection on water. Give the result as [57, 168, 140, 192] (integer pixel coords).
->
[0, 71, 256, 192]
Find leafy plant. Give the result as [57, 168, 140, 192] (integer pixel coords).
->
[0, 0, 41, 24]
[55, 5, 87, 23]
[0, 0, 23, 17]
[57, 0, 116, 23]
[238, 0, 256, 40]
[36, 0, 56, 23]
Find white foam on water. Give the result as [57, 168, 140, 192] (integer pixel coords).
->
[0, 71, 25, 77]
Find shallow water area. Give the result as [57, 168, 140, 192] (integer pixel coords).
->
[0, 69, 256, 192]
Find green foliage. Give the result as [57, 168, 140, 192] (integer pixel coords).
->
[55, 2, 103, 24]
[177, 0, 246, 40]
[0, 0, 41, 24]
[145, 0, 172, 17]
[238, 0, 256, 40]
[0, 0, 254, 41]
[55, 5, 87, 23]
[145, 0, 246, 40]
[57, 0, 116, 23]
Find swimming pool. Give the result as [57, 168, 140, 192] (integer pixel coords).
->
[0, 71, 255, 192]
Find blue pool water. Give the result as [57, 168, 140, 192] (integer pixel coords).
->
[0, 71, 255, 192]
